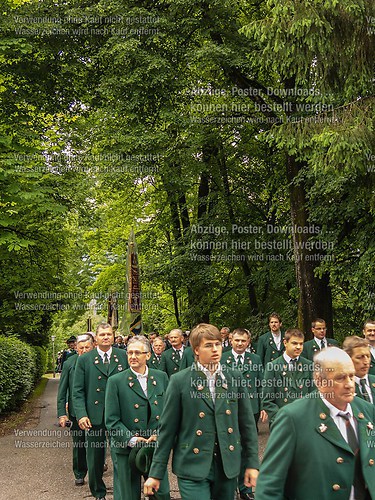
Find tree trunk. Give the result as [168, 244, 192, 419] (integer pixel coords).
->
[218, 144, 259, 314]
[286, 155, 333, 338]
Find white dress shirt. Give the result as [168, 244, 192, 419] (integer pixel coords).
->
[97, 346, 113, 362]
[197, 362, 225, 402]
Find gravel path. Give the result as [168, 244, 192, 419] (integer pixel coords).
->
[0, 377, 269, 500]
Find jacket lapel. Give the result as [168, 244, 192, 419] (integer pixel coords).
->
[214, 373, 229, 412]
[147, 374, 157, 400]
[191, 369, 214, 410]
[93, 352, 108, 376]
[269, 333, 284, 353]
[351, 398, 375, 455]
[314, 399, 353, 454]
[127, 372, 148, 400]
[312, 340, 320, 352]
[108, 351, 125, 375]
[171, 349, 181, 366]
[269, 335, 277, 351]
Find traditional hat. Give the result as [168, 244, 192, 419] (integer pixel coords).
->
[128, 442, 156, 475]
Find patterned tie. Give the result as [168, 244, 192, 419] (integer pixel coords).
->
[360, 379, 371, 402]
[320, 339, 325, 349]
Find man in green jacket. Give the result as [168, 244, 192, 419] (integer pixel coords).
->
[147, 337, 165, 370]
[221, 327, 266, 500]
[262, 328, 313, 426]
[302, 318, 338, 360]
[105, 335, 170, 500]
[256, 347, 375, 500]
[160, 328, 185, 377]
[73, 323, 128, 500]
[343, 335, 375, 404]
[57, 334, 94, 486]
[256, 312, 284, 365]
[144, 323, 259, 500]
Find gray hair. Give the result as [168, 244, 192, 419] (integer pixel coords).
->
[313, 347, 352, 379]
[127, 335, 151, 352]
[169, 328, 183, 336]
[77, 334, 94, 344]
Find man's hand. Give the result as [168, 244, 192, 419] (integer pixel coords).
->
[136, 437, 148, 443]
[78, 417, 92, 430]
[260, 410, 268, 422]
[59, 416, 69, 427]
[146, 434, 157, 443]
[144, 477, 160, 497]
[244, 468, 259, 488]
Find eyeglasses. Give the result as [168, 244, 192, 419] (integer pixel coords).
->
[127, 350, 148, 357]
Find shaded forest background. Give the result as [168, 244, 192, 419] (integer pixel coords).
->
[1, 0, 375, 353]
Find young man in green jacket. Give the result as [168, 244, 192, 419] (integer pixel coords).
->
[144, 323, 259, 500]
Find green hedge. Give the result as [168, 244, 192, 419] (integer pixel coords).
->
[0, 336, 47, 414]
[32, 345, 48, 384]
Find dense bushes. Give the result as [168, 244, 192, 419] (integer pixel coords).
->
[32, 345, 48, 384]
[0, 336, 47, 414]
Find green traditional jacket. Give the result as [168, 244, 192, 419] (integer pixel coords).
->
[355, 373, 375, 404]
[302, 337, 339, 361]
[256, 331, 285, 365]
[256, 394, 375, 500]
[149, 364, 259, 481]
[262, 355, 314, 424]
[57, 354, 78, 418]
[105, 368, 168, 455]
[160, 348, 182, 377]
[179, 346, 195, 371]
[220, 350, 264, 414]
[73, 347, 128, 425]
[147, 352, 163, 370]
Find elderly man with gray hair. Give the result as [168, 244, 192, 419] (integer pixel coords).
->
[105, 335, 170, 500]
[160, 328, 185, 377]
[256, 347, 375, 500]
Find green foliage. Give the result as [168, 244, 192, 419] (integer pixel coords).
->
[32, 345, 48, 383]
[0, 0, 374, 342]
[0, 335, 37, 413]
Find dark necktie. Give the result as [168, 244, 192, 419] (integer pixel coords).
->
[338, 412, 358, 453]
[103, 352, 109, 373]
[360, 379, 371, 402]
[320, 339, 325, 349]
[290, 358, 297, 371]
[338, 412, 367, 499]
[237, 355, 243, 368]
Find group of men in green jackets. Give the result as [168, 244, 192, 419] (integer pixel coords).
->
[57, 317, 375, 500]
